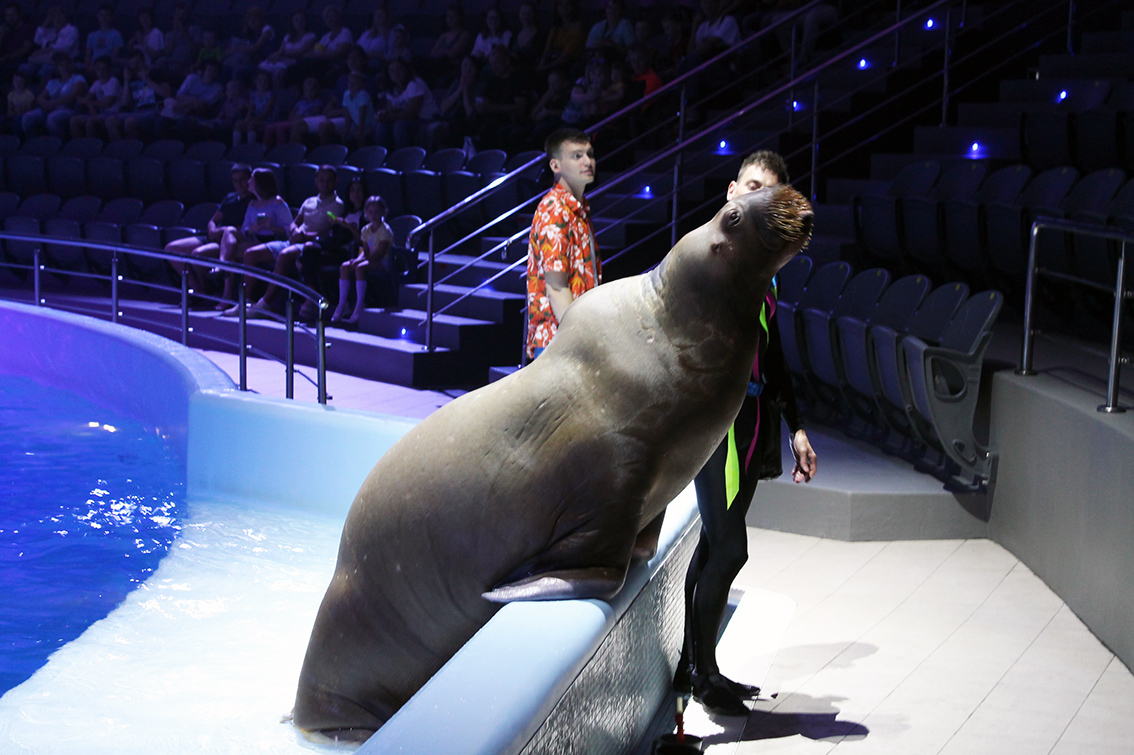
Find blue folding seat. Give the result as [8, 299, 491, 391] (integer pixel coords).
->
[1073, 83, 1134, 174]
[775, 254, 813, 307]
[139, 199, 184, 228]
[44, 217, 87, 271]
[61, 137, 105, 159]
[942, 164, 1031, 285]
[206, 160, 237, 202]
[264, 143, 307, 166]
[776, 260, 851, 383]
[870, 281, 969, 442]
[388, 214, 424, 284]
[126, 157, 167, 201]
[125, 223, 172, 281]
[464, 149, 507, 175]
[801, 268, 890, 408]
[83, 220, 123, 273]
[227, 142, 267, 164]
[837, 273, 932, 431]
[984, 166, 1079, 282]
[423, 147, 466, 174]
[386, 146, 426, 173]
[285, 163, 318, 207]
[853, 160, 940, 265]
[404, 168, 444, 220]
[3, 215, 43, 269]
[0, 192, 20, 221]
[142, 138, 186, 161]
[180, 202, 220, 230]
[1070, 178, 1134, 287]
[365, 168, 405, 218]
[347, 145, 388, 170]
[0, 134, 19, 157]
[901, 289, 1003, 488]
[19, 135, 62, 157]
[306, 144, 348, 166]
[101, 138, 144, 160]
[184, 140, 229, 162]
[98, 197, 145, 224]
[901, 161, 987, 275]
[167, 158, 209, 208]
[1022, 80, 1110, 171]
[13, 192, 61, 220]
[85, 156, 126, 201]
[505, 150, 544, 175]
[58, 195, 102, 224]
[1032, 167, 1124, 276]
[46, 155, 86, 200]
[335, 165, 361, 201]
[5, 154, 47, 195]
[443, 170, 485, 229]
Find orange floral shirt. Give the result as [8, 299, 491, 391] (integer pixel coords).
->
[526, 182, 601, 358]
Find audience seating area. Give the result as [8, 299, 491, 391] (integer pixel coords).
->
[775, 254, 1003, 491]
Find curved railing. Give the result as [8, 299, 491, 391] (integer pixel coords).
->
[0, 232, 328, 403]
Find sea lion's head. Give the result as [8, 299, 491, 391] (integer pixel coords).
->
[656, 184, 813, 328]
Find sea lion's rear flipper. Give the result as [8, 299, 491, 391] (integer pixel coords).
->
[482, 567, 626, 603]
[631, 510, 666, 561]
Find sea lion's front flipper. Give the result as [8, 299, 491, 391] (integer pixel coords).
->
[482, 567, 627, 603]
[631, 510, 666, 561]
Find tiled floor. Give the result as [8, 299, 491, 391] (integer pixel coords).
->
[199, 350, 1134, 755]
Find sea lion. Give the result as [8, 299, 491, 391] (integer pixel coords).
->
[293, 184, 814, 738]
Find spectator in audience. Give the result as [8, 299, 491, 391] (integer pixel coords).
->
[386, 23, 413, 64]
[4, 71, 34, 134]
[471, 7, 511, 62]
[375, 58, 438, 151]
[106, 48, 171, 140]
[233, 68, 275, 144]
[750, 0, 838, 66]
[157, 58, 223, 138]
[69, 56, 120, 139]
[24, 5, 79, 80]
[473, 45, 529, 149]
[127, 8, 165, 67]
[429, 4, 474, 85]
[529, 67, 571, 142]
[193, 77, 248, 144]
[196, 28, 226, 70]
[223, 4, 274, 82]
[510, 1, 546, 73]
[263, 75, 327, 147]
[585, 0, 635, 57]
[537, 0, 586, 76]
[84, 5, 124, 69]
[338, 176, 367, 229]
[159, 2, 198, 81]
[259, 9, 314, 89]
[295, 5, 354, 82]
[627, 43, 664, 114]
[564, 55, 607, 126]
[427, 54, 479, 148]
[218, 166, 294, 310]
[357, 6, 393, 67]
[277, 165, 348, 321]
[166, 163, 253, 298]
[330, 194, 394, 327]
[688, 0, 740, 64]
[600, 57, 629, 117]
[0, 5, 37, 78]
[21, 52, 85, 137]
[655, 10, 689, 79]
[319, 69, 374, 147]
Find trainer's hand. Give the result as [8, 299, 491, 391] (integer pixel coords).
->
[790, 428, 816, 483]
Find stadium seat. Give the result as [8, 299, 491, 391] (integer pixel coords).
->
[46, 155, 86, 200]
[44, 217, 86, 271]
[942, 164, 1031, 285]
[82, 220, 123, 273]
[101, 138, 144, 160]
[775, 254, 813, 307]
[227, 142, 267, 164]
[61, 137, 105, 159]
[901, 161, 987, 275]
[365, 168, 405, 218]
[85, 156, 126, 201]
[3, 215, 43, 268]
[58, 195, 102, 224]
[167, 159, 209, 207]
[853, 160, 940, 264]
[5, 154, 47, 195]
[388, 214, 423, 284]
[19, 135, 62, 157]
[0, 192, 20, 221]
[984, 165, 1077, 281]
[285, 163, 318, 207]
[264, 142, 308, 166]
[1070, 178, 1134, 286]
[184, 140, 229, 162]
[142, 138, 186, 160]
[422, 147, 466, 174]
[139, 199, 185, 228]
[404, 169, 444, 220]
[126, 157, 167, 201]
[464, 149, 507, 175]
[307, 144, 348, 166]
[98, 197, 144, 224]
[1032, 167, 1124, 276]
[777, 260, 851, 382]
[386, 146, 426, 173]
[347, 145, 388, 170]
[206, 160, 237, 202]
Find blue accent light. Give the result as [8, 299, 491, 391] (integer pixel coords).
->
[400, 328, 407, 336]
[858, 58, 868, 70]
[642, 185, 652, 196]
[926, 18, 934, 29]
[792, 100, 802, 111]
[714, 140, 731, 155]
[1058, 90, 1067, 102]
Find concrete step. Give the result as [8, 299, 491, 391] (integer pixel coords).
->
[400, 282, 524, 324]
[417, 252, 525, 295]
[361, 308, 519, 364]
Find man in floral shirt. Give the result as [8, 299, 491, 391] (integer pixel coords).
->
[526, 127, 601, 360]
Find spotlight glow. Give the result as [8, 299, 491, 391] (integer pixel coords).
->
[858, 58, 868, 69]
[1058, 90, 1067, 102]
[719, 140, 727, 150]
[926, 18, 934, 29]
[400, 328, 407, 336]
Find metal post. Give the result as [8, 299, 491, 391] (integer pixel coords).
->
[1066, 0, 1075, 55]
[285, 295, 295, 400]
[941, 6, 952, 126]
[237, 284, 247, 391]
[893, 0, 902, 67]
[316, 314, 327, 404]
[425, 230, 435, 351]
[33, 246, 42, 306]
[1099, 241, 1127, 413]
[1017, 225, 1040, 376]
[810, 78, 820, 204]
[111, 252, 119, 324]
[180, 267, 189, 346]
[671, 83, 687, 249]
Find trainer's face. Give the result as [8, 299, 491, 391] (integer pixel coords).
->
[727, 164, 779, 200]
[552, 140, 595, 191]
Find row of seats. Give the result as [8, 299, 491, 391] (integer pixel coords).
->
[853, 160, 1134, 298]
[775, 255, 1003, 490]
[0, 146, 541, 223]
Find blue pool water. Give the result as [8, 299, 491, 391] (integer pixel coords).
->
[0, 374, 184, 695]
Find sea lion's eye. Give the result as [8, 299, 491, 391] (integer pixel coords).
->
[727, 209, 741, 226]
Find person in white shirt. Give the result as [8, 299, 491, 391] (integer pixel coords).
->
[471, 7, 512, 61]
[68, 56, 119, 138]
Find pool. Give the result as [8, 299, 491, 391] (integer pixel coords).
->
[0, 300, 696, 754]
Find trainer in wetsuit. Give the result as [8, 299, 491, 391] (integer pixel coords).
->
[675, 150, 818, 716]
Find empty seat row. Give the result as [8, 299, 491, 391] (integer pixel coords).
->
[775, 255, 1003, 490]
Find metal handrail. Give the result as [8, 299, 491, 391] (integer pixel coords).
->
[0, 232, 328, 403]
[1017, 218, 1132, 413]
